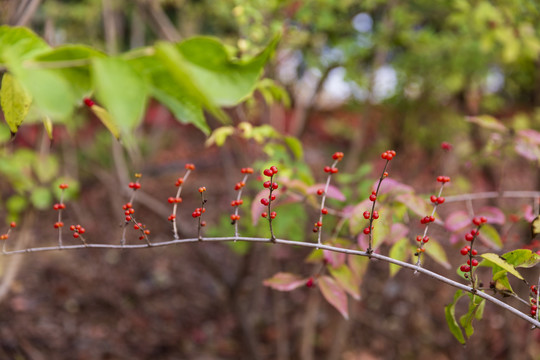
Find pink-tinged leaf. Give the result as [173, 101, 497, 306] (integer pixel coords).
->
[306, 184, 346, 201]
[373, 178, 414, 195]
[477, 207, 505, 225]
[328, 264, 361, 300]
[445, 211, 471, 232]
[263, 272, 307, 291]
[372, 206, 391, 249]
[348, 254, 369, 283]
[514, 137, 540, 161]
[348, 199, 371, 235]
[395, 193, 431, 218]
[523, 205, 536, 223]
[466, 115, 507, 132]
[477, 224, 502, 250]
[318, 275, 349, 319]
[424, 237, 451, 269]
[449, 233, 461, 245]
[388, 223, 409, 244]
[323, 249, 346, 268]
[518, 129, 540, 144]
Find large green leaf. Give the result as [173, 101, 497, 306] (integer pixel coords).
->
[91, 57, 148, 133]
[0, 73, 32, 134]
[459, 294, 485, 338]
[445, 290, 466, 344]
[176, 34, 280, 106]
[33, 45, 105, 101]
[0, 26, 50, 63]
[480, 253, 524, 280]
[501, 249, 540, 268]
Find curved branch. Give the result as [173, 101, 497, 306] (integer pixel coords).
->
[2, 235, 539, 328]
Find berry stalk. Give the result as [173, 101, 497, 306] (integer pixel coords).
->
[1, 222, 16, 254]
[169, 163, 195, 240]
[261, 166, 279, 242]
[231, 168, 253, 239]
[121, 174, 142, 245]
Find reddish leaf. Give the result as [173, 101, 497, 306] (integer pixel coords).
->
[318, 275, 349, 319]
[251, 189, 282, 225]
[348, 199, 371, 235]
[323, 249, 346, 268]
[477, 207, 505, 225]
[374, 178, 413, 195]
[306, 184, 346, 201]
[263, 272, 307, 291]
[395, 193, 431, 218]
[328, 264, 361, 300]
[388, 223, 409, 244]
[445, 211, 470, 232]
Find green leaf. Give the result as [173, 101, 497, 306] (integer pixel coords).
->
[205, 126, 235, 147]
[328, 264, 360, 300]
[305, 249, 324, 263]
[33, 155, 59, 183]
[477, 224, 502, 250]
[347, 254, 369, 283]
[0, 73, 32, 134]
[466, 115, 507, 132]
[89, 104, 121, 140]
[33, 45, 105, 101]
[263, 272, 307, 291]
[284, 136, 303, 159]
[424, 238, 451, 269]
[43, 116, 53, 139]
[13, 68, 76, 120]
[0, 26, 50, 63]
[459, 295, 485, 338]
[154, 42, 228, 123]
[176, 34, 280, 106]
[319, 275, 349, 319]
[6, 194, 27, 214]
[480, 253, 524, 280]
[372, 206, 391, 249]
[91, 57, 148, 133]
[389, 237, 410, 277]
[501, 249, 540, 268]
[30, 187, 51, 210]
[445, 290, 466, 344]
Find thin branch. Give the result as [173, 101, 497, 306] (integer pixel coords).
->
[2, 235, 539, 328]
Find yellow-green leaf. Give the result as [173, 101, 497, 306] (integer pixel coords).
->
[480, 253, 524, 280]
[0, 73, 32, 134]
[389, 237, 410, 277]
[89, 104, 121, 140]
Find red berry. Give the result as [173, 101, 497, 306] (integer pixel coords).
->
[263, 181, 271, 188]
[168, 197, 175, 204]
[460, 247, 468, 255]
[372, 211, 379, 219]
[441, 142, 452, 151]
[230, 214, 237, 221]
[480, 216, 487, 223]
[176, 178, 184, 186]
[381, 152, 388, 160]
[369, 194, 376, 202]
[134, 224, 140, 229]
[125, 216, 132, 222]
[83, 98, 95, 107]
[422, 236, 429, 243]
[429, 216, 435, 222]
[70, 225, 76, 231]
[437, 176, 444, 182]
[53, 203, 60, 210]
[324, 166, 331, 173]
[201, 221, 206, 227]
[317, 189, 324, 196]
[471, 249, 477, 256]
[430, 195, 438, 203]
[9, 222, 16, 228]
[460, 265, 469, 272]
[465, 233, 474, 241]
[363, 211, 370, 219]
[261, 212, 268, 218]
[363, 227, 370, 235]
[237, 199, 243, 205]
[198, 187, 206, 193]
[272, 182, 279, 189]
[59, 183, 69, 190]
[316, 221, 322, 227]
[330, 167, 338, 174]
[437, 197, 445, 204]
[383, 172, 389, 177]
[261, 198, 269, 206]
[416, 236, 423, 242]
[79, 228, 86, 234]
[144, 230, 150, 235]
[306, 277, 314, 287]
[472, 217, 482, 226]
[471, 259, 479, 267]
[263, 169, 273, 177]
[270, 166, 278, 174]
[73, 232, 80, 238]
[270, 212, 277, 219]
[322, 208, 328, 215]
[185, 163, 195, 170]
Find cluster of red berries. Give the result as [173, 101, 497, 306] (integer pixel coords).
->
[420, 215, 435, 224]
[436, 176, 451, 183]
[230, 200, 244, 221]
[472, 216, 488, 226]
[53, 203, 66, 210]
[167, 197, 182, 204]
[332, 152, 344, 160]
[530, 286, 538, 317]
[240, 167, 254, 174]
[235, 181, 246, 190]
[185, 163, 196, 171]
[128, 182, 141, 190]
[441, 141, 452, 151]
[69, 224, 86, 238]
[192, 207, 206, 218]
[123, 203, 136, 222]
[306, 277, 315, 288]
[381, 150, 396, 160]
[430, 195, 445, 204]
[458, 217, 487, 276]
[416, 235, 430, 244]
[323, 166, 338, 174]
[83, 98, 95, 107]
[260, 166, 278, 220]
[0, 222, 16, 240]
[362, 211, 379, 235]
[175, 177, 184, 187]
[132, 223, 150, 239]
[369, 191, 377, 202]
